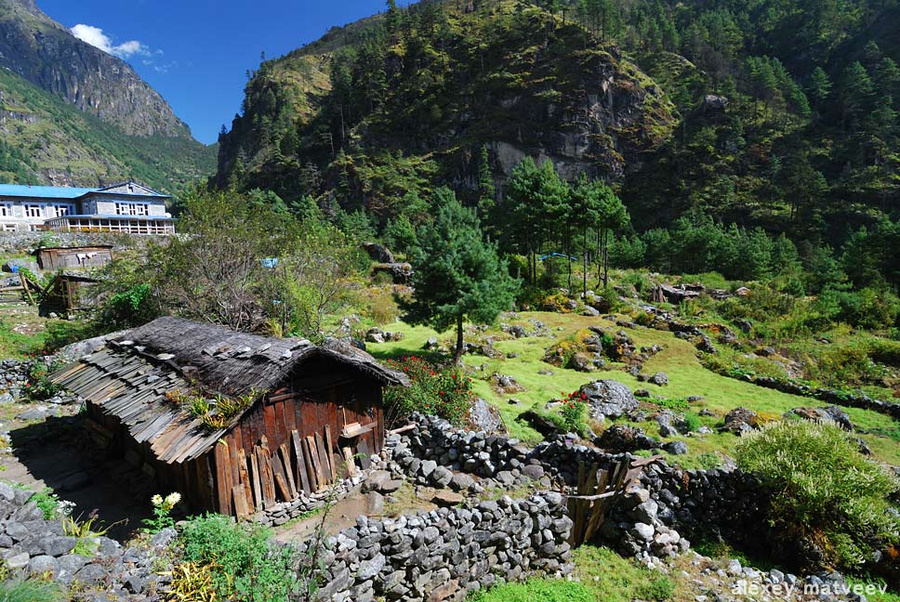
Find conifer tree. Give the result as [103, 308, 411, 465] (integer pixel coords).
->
[402, 189, 519, 363]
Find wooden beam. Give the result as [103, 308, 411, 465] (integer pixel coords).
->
[214, 440, 232, 516]
[292, 430, 311, 495]
[279, 443, 297, 498]
[305, 435, 325, 490]
[232, 485, 250, 520]
[324, 425, 337, 481]
[314, 431, 331, 484]
[237, 448, 254, 514]
[341, 446, 357, 476]
[249, 447, 262, 511]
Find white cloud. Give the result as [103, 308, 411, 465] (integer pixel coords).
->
[70, 24, 151, 59]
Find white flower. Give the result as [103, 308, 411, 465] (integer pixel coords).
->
[58, 500, 76, 517]
[151, 494, 163, 507]
[164, 492, 181, 507]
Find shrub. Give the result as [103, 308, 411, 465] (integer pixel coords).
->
[178, 514, 299, 601]
[683, 412, 701, 432]
[383, 357, 474, 426]
[24, 361, 62, 401]
[735, 420, 900, 570]
[99, 283, 158, 329]
[559, 390, 588, 434]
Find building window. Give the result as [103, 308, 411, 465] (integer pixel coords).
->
[25, 205, 42, 218]
[53, 204, 72, 217]
[115, 202, 148, 216]
[0, 204, 10, 218]
[1, 224, 15, 232]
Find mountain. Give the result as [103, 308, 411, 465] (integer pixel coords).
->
[216, 0, 900, 245]
[215, 0, 675, 214]
[0, 0, 214, 190]
[0, 0, 187, 137]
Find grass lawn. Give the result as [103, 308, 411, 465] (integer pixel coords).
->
[367, 311, 900, 466]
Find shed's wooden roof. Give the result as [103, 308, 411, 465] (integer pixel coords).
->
[51, 317, 407, 464]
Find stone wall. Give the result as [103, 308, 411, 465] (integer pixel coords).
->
[0, 232, 168, 254]
[0, 481, 172, 599]
[390, 415, 770, 566]
[302, 493, 573, 602]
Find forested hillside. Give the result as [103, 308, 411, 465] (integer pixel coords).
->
[217, 0, 900, 287]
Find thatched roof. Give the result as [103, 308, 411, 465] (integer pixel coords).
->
[51, 317, 407, 464]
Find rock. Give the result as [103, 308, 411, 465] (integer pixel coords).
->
[469, 398, 505, 434]
[432, 491, 464, 507]
[5, 552, 29, 569]
[582, 306, 600, 317]
[75, 563, 108, 584]
[16, 407, 51, 421]
[633, 500, 658, 523]
[367, 491, 385, 515]
[595, 425, 658, 453]
[364, 470, 392, 493]
[357, 553, 386, 580]
[579, 380, 639, 420]
[28, 554, 58, 575]
[450, 473, 475, 491]
[522, 464, 544, 480]
[39, 535, 77, 556]
[0, 392, 14, 404]
[362, 243, 395, 263]
[432, 466, 453, 488]
[631, 522, 655, 541]
[420, 460, 437, 478]
[663, 441, 688, 455]
[721, 407, 759, 434]
[649, 372, 669, 386]
[149, 528, 177, 549]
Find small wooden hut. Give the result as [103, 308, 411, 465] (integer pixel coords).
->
[33, 245, 113, 271]
[52, 317, 408, 518]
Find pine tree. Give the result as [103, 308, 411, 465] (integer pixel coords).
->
[402, 189, 519, 363]
[807, 66, 832, 107]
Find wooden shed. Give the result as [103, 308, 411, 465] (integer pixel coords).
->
[33, 245, 113, 271]
[51, 317, 408, 519]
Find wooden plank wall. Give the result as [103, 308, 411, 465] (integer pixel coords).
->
[208, 367, 386, 518]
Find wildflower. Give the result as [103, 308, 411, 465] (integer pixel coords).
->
[164, 492, 182, 507]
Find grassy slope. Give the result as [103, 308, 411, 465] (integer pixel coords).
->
[367, 311, 900, 466]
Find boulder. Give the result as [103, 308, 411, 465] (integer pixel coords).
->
[663, 440, 688, 455]
[786, 406, 853, 431]
[648, 372, 669, 386]
[579, 380, 639, 420]
[595, 425, 658, 453]
[362, 243, 395, 264]
[468, 398, 505, 434]
[721, 407, 759, 434]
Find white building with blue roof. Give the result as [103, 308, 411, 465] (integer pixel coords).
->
[0, 181, 175, 235]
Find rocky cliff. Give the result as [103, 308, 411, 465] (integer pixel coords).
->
[0, 0, 189, 138]
[215, 1, 674, 205]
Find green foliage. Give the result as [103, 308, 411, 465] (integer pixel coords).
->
[559, 390, 588, 434]
[178, 513, 299, 601]
[24, 361, 62, 402]
[736, 420, 900, 570]
[0, 577, 65, 602]
[142, 492, 181, 534]
[402, 189, 519, 360]
[100, 283, 158, 330]
[469, 578, 594, 602]
[383, 356, 474, 425]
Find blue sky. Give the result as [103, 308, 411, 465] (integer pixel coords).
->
[38, 0, 396, 145]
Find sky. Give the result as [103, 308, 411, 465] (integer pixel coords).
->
[38, 0, 396, 145]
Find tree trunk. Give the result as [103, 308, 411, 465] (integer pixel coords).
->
[582, 225, 588, 298]
[454, 314, 465, 365]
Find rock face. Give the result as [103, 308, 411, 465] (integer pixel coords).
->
[0, 0, 190, 137]
[216, 4, 674, 199]
[579, 380, 639, 420]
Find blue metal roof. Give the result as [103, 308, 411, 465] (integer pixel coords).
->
[0, 184, 97, 199]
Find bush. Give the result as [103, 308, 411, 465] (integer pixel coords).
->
[559, 390, 588, 434]
[177, 514, 299, 601]
[99, 283, 158, 329]
[24, 361, 63, 401]
[735, 420, 900, 570]
[383, 357, 474, 426]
